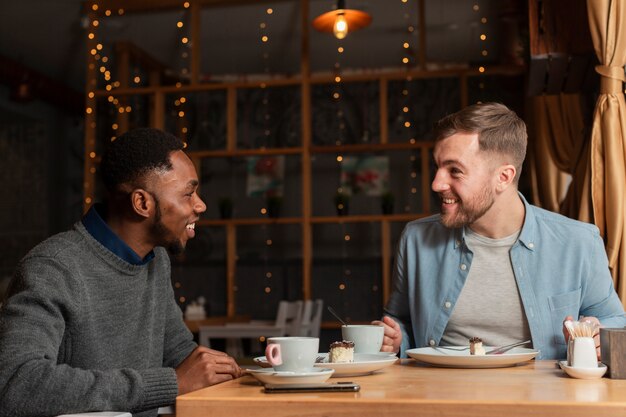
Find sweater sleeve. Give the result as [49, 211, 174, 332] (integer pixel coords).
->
[160, 263, 196, 369]
[0, 256, 178, 417]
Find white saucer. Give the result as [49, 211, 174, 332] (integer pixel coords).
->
[245, 367, 334, 385]
[558, 361, 607, 379]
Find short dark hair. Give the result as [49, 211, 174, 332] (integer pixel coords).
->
[100, 128, 184, 192]
[433, 102, 527, 182]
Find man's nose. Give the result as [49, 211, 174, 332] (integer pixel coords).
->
[431, 171, 450, 193]
[194, 194, 207, 213]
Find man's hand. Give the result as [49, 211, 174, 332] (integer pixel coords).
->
[175, 346, 242, 395]
[371, 316, 402, 354]
[562, 315, 602, 360]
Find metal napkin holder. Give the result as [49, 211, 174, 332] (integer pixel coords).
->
[600, 327, 626, 379]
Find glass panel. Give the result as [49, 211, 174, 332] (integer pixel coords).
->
[96, 10, 189, 87]
[237, 86, 301, 149]
[198, 155, 301, 219]
[387, 77, 461, 143]
[235, 224, 302, 319]
[165, 90, 227, 151]
[201, 2, 301, 78]
[311, 81, 379, 146]
[172, 226, 227, 315]
[95, 94, 150, 144]
[425, 0, 500, 65]
[467, 74, 525, 111]
[313, 223, 383, 322]
[310, 149, 434, 216]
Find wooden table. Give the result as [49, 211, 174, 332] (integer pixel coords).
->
[176, 360, 626, 417]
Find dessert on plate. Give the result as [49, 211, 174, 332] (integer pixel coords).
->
[469, 337, 485, 355]
[329, 340, 355, 363]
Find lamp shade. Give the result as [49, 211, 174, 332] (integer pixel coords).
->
[312, 8, 372, 37]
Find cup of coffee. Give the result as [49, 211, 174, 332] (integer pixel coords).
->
[341, 325, 384, 353]
[265, 337, 319, 372]
[567, 337, 597, 368]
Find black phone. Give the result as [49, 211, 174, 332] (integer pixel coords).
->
[264, 382, 360, 393]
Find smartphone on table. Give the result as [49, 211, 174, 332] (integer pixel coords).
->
[264, 382, 360, 393]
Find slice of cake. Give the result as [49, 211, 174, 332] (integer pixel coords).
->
[469, 337, 485, 355]
[329, 340, 355, 363]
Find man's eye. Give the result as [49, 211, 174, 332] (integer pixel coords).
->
[450, 168, 462, 175]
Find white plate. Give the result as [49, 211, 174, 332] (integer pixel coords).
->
[253, 353, 397, 377]
[245, 367, 334, 385]
[558, 361, 607, 379]
[406, 346, 539, 368]
[314, 353, 398, 377]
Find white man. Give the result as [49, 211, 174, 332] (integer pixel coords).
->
[376, 102, 626, 359]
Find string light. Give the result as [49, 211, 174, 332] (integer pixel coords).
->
[398, 0, 417, 213]
[170, 3, 191, 141]
[475, 1, 489, 99]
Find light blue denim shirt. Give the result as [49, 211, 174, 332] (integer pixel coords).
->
[384, 193, 626, 359]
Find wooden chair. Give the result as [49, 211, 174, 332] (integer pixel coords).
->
[298, 299, 324, 338]
[198, 300, 303, 357]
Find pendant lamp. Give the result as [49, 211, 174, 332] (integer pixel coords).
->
[312, 0, 372, 40]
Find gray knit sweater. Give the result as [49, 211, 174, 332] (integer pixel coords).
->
[0, 221, 196, 417]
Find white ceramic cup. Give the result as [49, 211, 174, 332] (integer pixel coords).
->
[265, 337, 319, 372]
[341, 324, 384, 353]
[568, 337, 597, 368]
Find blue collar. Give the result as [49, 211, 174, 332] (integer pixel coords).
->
[82, 204, 155, 265]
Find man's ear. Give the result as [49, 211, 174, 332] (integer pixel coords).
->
[130, 189, 154, 219]
[496, 164, 517, 192]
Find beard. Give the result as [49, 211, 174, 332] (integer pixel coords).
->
[151, 194, 186, 255]
[439, 185, 495, 228]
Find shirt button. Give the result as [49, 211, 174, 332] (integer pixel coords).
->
[429, 339, 436, 346]
[460, 264, 467, 271]
[444, 301, 452, 309]
[528, 242, 535, 248]
[456, 240, 461, 246]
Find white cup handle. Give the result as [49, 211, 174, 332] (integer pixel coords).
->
[265, 343, 283, 367]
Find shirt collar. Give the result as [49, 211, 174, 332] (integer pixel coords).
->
[516, 192, 536, 251]
[82, 203, 155, 265]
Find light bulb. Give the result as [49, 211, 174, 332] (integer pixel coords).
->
[333, 13, 348, 39]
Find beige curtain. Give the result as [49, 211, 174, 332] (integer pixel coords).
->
[587, 0, 626, 305]
[528, 94, 593, 221]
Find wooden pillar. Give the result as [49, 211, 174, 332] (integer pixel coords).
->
[300, 0, 313, 301]
[417, 0, 426, 69]
[226, 223, 237, 316]
[226, 86, 237, 152]
[379, 78, 388, 144]
[225, 85, 237, 316]
[381, 220, 391, 304]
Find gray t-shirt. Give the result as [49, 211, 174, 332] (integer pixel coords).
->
[440, 226, 532, 346]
